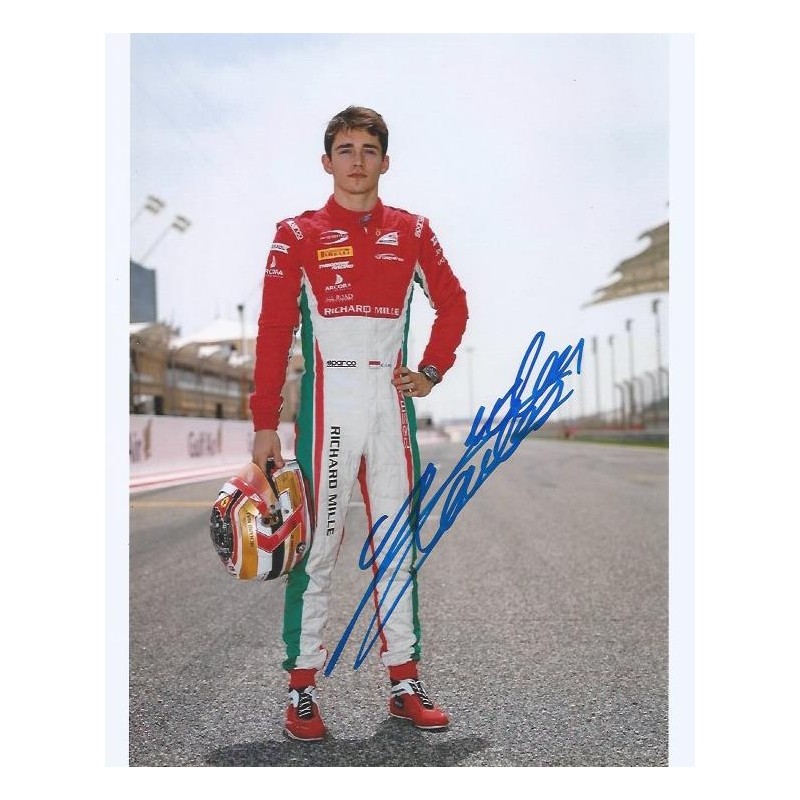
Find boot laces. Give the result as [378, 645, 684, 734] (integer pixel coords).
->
[290, 686, 317, 720]
[392, 678, 434, 709]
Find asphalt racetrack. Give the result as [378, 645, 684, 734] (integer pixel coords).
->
[129, 437, 668, 767]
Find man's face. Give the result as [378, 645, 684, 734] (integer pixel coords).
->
[322, 128, 389, 198]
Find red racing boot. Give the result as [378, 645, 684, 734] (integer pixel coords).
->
[388, 678, 450, 730]
[284, 685, 327, 741]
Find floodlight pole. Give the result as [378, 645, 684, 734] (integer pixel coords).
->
[652, 298, 663, 401]
[138, 214, 192, 264]
[625, 318, 636, 421]
[608, 334, 617, 425]
[592, 336, 601, 419]
[633, 376, 646, 426]
[615, 383, 626, 428]
[131, 194, 165, 226]
[237, 303, 246, 359]
[645, 371, 658, 423]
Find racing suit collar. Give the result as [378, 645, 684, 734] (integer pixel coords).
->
[325, 195, 384, 227]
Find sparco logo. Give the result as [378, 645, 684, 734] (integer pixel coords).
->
[319, 229, 349, 245]
[326, 360, 357, 367]
[414, 215, 424, 238]
[286, 219, 304, 240]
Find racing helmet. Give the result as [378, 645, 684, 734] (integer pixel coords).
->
[210, 460, 313, 580]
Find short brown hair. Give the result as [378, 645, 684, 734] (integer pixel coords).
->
[324, 106, 389, 157]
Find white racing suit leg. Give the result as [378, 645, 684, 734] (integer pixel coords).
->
[282, 298, 421, 673]
[357, 365, 421, 667]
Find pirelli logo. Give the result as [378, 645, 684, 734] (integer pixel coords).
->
[318, 246, 353, 261]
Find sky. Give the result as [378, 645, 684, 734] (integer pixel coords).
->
[130, 33, 673, 424]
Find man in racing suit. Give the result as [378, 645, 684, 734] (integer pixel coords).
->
[250, 106, 468, 741]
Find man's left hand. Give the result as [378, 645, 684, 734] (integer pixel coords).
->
[392, 367, 434, 398]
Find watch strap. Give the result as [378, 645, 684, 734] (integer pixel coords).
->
[420, 365, 441, 385]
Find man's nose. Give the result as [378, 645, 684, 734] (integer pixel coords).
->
[353, 150, 363, 166]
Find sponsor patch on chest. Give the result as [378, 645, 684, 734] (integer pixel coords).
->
[318, 246, 354, 261]
[376, 231, 398, 246]
[318, 259, 353, 270]
[325, 274, 352, 291]
[319, 229, 349, 245]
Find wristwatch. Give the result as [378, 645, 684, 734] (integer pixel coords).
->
[420, 365, 442, 386]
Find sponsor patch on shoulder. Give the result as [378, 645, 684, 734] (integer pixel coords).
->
[270, 242, 290, 254]
[265, 256, 284, 277]
[286, 219, 304, 240]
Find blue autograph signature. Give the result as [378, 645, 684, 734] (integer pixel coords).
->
[323, 331, 584, 676]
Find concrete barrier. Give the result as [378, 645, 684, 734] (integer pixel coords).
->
[129, 416, 451, 493]
[129, 416, 295, 493]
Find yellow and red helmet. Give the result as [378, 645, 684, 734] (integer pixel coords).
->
[210, 460, 313, 580]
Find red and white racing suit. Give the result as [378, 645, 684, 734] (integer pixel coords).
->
[250, 195, 468, 672]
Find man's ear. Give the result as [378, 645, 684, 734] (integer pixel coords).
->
[380, 155, 390, 175]
[321, 153, 333, 174]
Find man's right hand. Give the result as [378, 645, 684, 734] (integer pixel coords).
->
[252, 429, 285, 471]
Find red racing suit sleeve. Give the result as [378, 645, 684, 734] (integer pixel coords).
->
[249, 222, 304, 431]
[414, 219, 469, 378]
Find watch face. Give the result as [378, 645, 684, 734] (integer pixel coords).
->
[423, 366, 440, 384]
